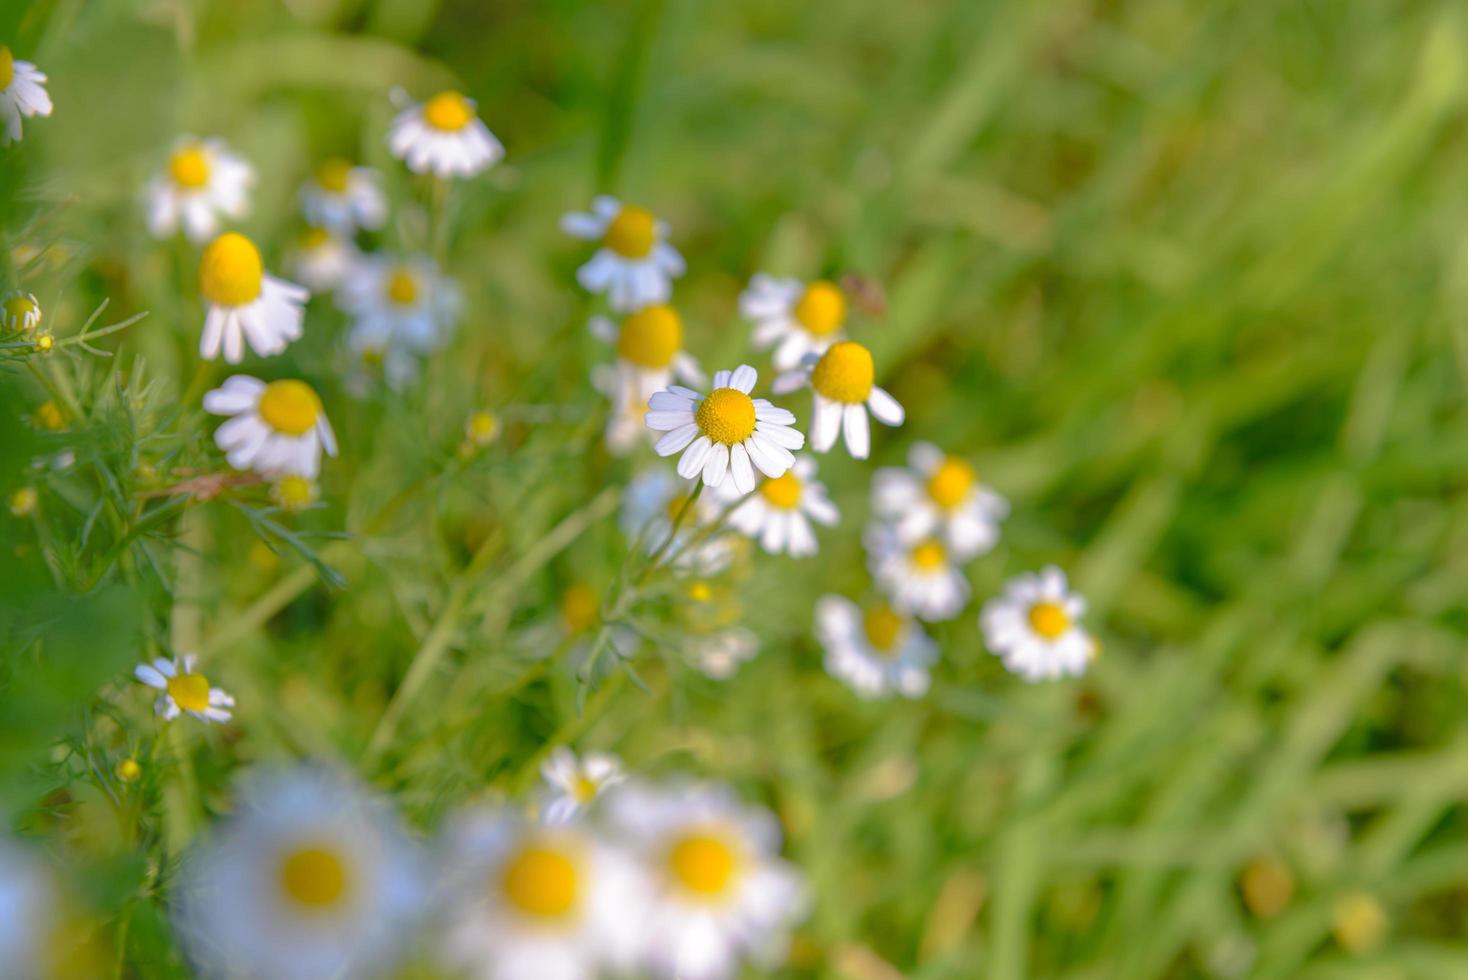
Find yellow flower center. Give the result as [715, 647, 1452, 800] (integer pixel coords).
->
[910, 539, 946, 571]
[1027, 601, 1070, 639]
[688, 581, 713, 603]
[273, 475, 315, 511]
[560, 583, 599, 634]
[810, 340, 874, 404]
[793, 280, 846, 337]
[466, 410, 499, 446]
[9, 487, 37, 516]
[316, 157, 353, 193]
[279, 845, 351, 911]
[2, 293, 39, 331]
[35, 401, 64, 431]
[669, 831, 740, 898]
[1332, 891, 1387, 954]
[927, 457, 976, 509]
[603, 205, 657, 259]
[385, 267, 419, 306]
[169, 146, 212, 190]
[1241, 858, 1294, 920]
[695, 388, 757, 445]
[863, 604, 905, 653]
[0, 47, 13, 91]
[616, 304, 682, 368]
[500, 843, 580, 919]
[299, 226, 332, 250]
[198, 233, 264, 307]
[117, 759, 142, 783]
[423, 91, 475, 132]
[166, 672, 212, 713]
[33, 333, 52, 353]
[573, 775, 599, 803]
[256, 380, 323, 437]
[759, 471, 802, 510]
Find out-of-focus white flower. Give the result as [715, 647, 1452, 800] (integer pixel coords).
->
[815, 595, 937, 699]
[620, 468, 732, 573]
[773, 341, 903, 459]
[726, 455, 838, 557]
[287, 226, 359, 294]
[337, 252, 459, 356]
[873, 442, 1008, 560]
[134, 653, 234, 723]
[540, 749, 627, 826]
[204, 375, 337, 478]
[589, 303, 705, 405]
[865, 523, 969, 622]
[740, 275, 848, 370]
[197, 233, 309, 363]
[145, 137, 254, 243]
[980, 566, 1096, 681]
[561, 197, 685, 312]
[0, 838, 62, 977]
[0, 46, 52, 146]
[387, 89, 504, 179]
[299, 159, 387, 234]
[688, 627, 759, 681]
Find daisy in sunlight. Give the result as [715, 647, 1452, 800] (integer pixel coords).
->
[726, 455, 838, 557]
[540, 749, 627, 826]
[288, 226, 359, 294]
[337, 252, 459, 355]
[740, 275, 848, 370]
[388, 89, 504, 178]
[134, 653, 234, 723]
[980, 566, 1095, 681]
[873, 442, 1008, 560]
[0, 45, 52, 146]
[865, 523, 969, 622]
[816, 595, 937, 699]
[1, 291, 41, 332]
[198, 232, 309, 362]
[773, 341, 903, 459]
[204, 375, 337, 478]
[299, 158, 387, 234]
[645, 365, 804, 494]
[561, 196, 685, 312]
[590, 303, 705, 402]
[145, 136, 254, 242]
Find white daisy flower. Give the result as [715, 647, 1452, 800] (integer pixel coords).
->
[387, 89, 504, 179]
[287, 226, 359, 294]
[688, 627, 759, 681]
[873, 442, 1009, 560]
[134, 653, 234, 723]
[337, 252, 459, 355]
[606, 780, 808, 980]
[204, 375, 338, 479]
[593, 367, 656, 455]
[561, 197, 685, 312]
[540, 749, 627, 826]
[174, 767, 425, 980]
[620, 468, 732, 572]
[1, 291, 41, 332]
[726, 455, 838, 557]
[589, 303, 705, 404]
[645, 365, 805, 494]
[980, 566, 1096, 681]
[865, 523, 970, 622]
[299, 158, 387, 234]
[815, 596, 937, 699]
[198, 232, 309, 363]
[0, 46, 52, 146]
[145, 136, 254, 243]
[436, 807, 648, 980]
[773, 341, 903, 459]
[740, 275, 848, 370]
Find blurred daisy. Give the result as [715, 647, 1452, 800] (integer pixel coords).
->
[561, 197, 685, 312]
[299, 158, 387, 233]
[592, 371, 654, 455]
[0, 46, 52, 146]
[645, 365, 804, 494]
[688, 627, 759, 681]
[174, 767, 425, 980]
[338, 252, 459, 355]
[815, 596, 937, 699]
[204, 375, 338, 478]
[540, 748, 627, 825]
[589, 303, 705, 403]
[198, 232, 309, 363]
[727, 455, 838, 557]
[606, 781, 807, 980]
[134, 653, 234, 723]
[865, 523, 969, 622]
[620, 468, 731, 572]
[270, 474, 318, 513]
[979, 566, 1095, 681]
[0, 839, 102, 978]
[387, 89, 504, 178]
[287, 226, 359, 294]
[146, 136, 254, 243]
[740, 275, 847, 370]
[1, 291, 40, 332]
[773, 341, 903, 459]
[873, 442, 1008, 560]
[344, 318, 422, 393]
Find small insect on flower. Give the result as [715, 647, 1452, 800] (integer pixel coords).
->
[0, 45, 52, 146]
[145, 136, 254, 243]
[299, 158, 387, 234]
[338, 253, 459, 361]
[773, 341, 903, 459]
[134, 653, 234, 723]
[561, 196, 686, 312]
[198, 232, 310, 363]
[540, 748, 628, 826]
[620, 469, 732, 573]
[873, 442, 1009, 560]
[979, 566, 1095, 681]
[1, 291, 41, 332]
[387, 89, 504, 179]
[288, 226, 359, 294]
[271, 474, 318, 513]
[815, 595, 938, 699]
[865, 523, 970, 622]
[204, 375, 338, 479]
[589, 303, 706, 404]
[645, 365, 805, 494]
[726, 455, 839, 557]
[688, 627, 760, 681]
[740, 275, 849, 370]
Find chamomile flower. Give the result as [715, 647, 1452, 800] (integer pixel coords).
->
[134, 653, 234, 723]
[299, 158, 387, 234]
[270, 474, 317, 513]
[0, 46, 52, 146]
[561, 197, 685, 312]
[645, 365, 804, 494]
[287, 226, 359, 293]
[873, 442, 1009, 560]
[344, 318, 421, 392]
[198, 232, 309, 363]
[145, 136, 254, 243]
[606, 781, 808, 980]
[740, 275, 849, 370]
[815, 596, 937, 699]
[589, 304, 705, 403]
[174, 767, 425, 980]
[865, 523, 970, 622]
[204, 375, 338, 479]
[773, 341, 904, 459]
[387, 89, 504, 178]
[979, 566, 1095, 681]
[338, 252, 459, 354]
[727, 455, 838, 557]
[1, 291, 40, 332]
[540, 749, 628, 826]
[688, 627, 759, 681]
[620, 468, 731, 572]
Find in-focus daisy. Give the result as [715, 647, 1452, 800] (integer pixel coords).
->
[740, 275, 848, 370]
[606, 781, 807, 980]
[561, 197, 685, 312]
[865, 523, 969, 622]
[204, 375, 338, 478]
[174, 767, 425, 980]
[645, 365, 804, 494]
[726, 455, 838, 557]
[0, 46, 52, 146]
[288, 225, 359, 294]
[134, 653, 234, 723]
[979, 566, 1095, 681]
[198, 232, 309, 363]
[145, 136, 254, 243]
[540, 748, 627, 826]
[387, 89, 504, 178]
[620, 468, 731, 572]
[873, 442, 1009, 560]
[688, 627, 759, 681]
[589, 303, 705, 403]
[773, 341, 903, 459]
[815, 596, 937, 699]
[338, 252, 459, 355]
[299, 158, 387, 233]
[1, 291, 40, 332]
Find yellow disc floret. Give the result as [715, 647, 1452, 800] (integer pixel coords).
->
[573, 775, 599, 803]
[560, 583, 599, 634]
[927, 457, 976, 509]
[0, 46, 13, 91]
[1332, 890, 1387, 954]
[466, 410, 499, 446]
[603, 205, 657, 259]
[1241, 857, 1294, 920]
[695, 388, 757, 445]
[759, 471, 802, 510]
[256, 380, 323, 437]
[272, 475, 316, 512]
[910, 539, 946, 571]
[9, 486, 37, 517]
[810, 341, 874, 404]
[863, 604, 905, 653]
[34, 401, 64, 431]
[166, 672, 212, 713]
[793, 280, 846, 337]
[423, 91, 475, 132]
[501, 843, 580, 919]
[199, 233, 264, 307]
[279, 845, 351, 911]
[299, 226, 332, 250]
[117, 758, 142, 783]
[669, 830, 740, 898]
[169, 145, 212, 190]
[385, 267, 419, 306]
[616, 305, 682, 368]
[316, 158, 353, 193]
[1027, 601, 1070, 640]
